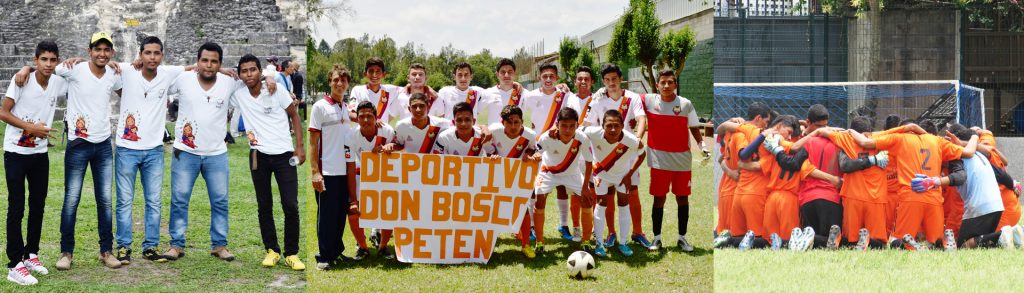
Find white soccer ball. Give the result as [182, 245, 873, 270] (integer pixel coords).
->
[566, 250, 595, 279]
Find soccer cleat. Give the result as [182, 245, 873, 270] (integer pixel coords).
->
[738, 230, 755, 251]
[23, 254, 48, 275]
[262, 249, 281, 267]
[801, 227, 816, 251]
[618, 243, 634, 257]
[572, 227, 582, 243]
[769, 233, 782, 251]
[713, 230, 732, 249]
[530, 228, 536, 242]
[370, 229, 381, 249]
[826, 225, 841, 250]
[632, 234, 653, 249]
[604, 232, 618, 248]
[650, 238, 663, 251]
[787, 228, 801, 251]
[1013, 226, 1024, 249]
[353, 248, 370, 261]
[142, 249, 168, 263]
[284, 255, 305, 271]
[559, 226, 573, 241]
[593, 242, 607, 258]
[1000, 226, 1015, 250]
[677, 236, 694, 252]
[855, 228, 870, 251]
[116, 246, 132, 265]
[521, 246, 536, 259]
[378, 247, 396, 260]
[6, 262, 37, 285]
[944, 229, 957, 252]
[903, 234, 923, 251]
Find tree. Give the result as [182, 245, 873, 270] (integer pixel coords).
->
[318, 39, 331, 55]
[306, 0, 354, 33]
[607, 2, 636, 66]
[558, 37, 581, 85]
[467, 49, 498, 88]
[629, 0, 662, 90]
[659, 26, 696, 75]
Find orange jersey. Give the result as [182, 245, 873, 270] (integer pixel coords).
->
[979, 132, 1008, 168]
[828, 131, 887, 203]
[762, 151, 815, 193]
[718, 132, 739, 198]
[735, 123, 770, 196]
[873, 133, 964, 205]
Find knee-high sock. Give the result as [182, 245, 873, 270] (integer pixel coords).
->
[557, 199, 569, 227]
[606, 199, 617, 234]
[348, 214, 368, 249]
[629, 191, 643, 234]
[594, 205, 607, 244]
[652, 206, 664, 237]
[570, 196, 581, 228]
[679, 204, 689, 237]
[533, 209, 546, 244]
[518, 211, 532, 246]
[581, 208, 593, 242]
[381, 229, 393, 247]
[619, 205, 632, 245]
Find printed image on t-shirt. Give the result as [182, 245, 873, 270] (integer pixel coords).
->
[16, 117, 37, 148]
[122, 113, 141, 141]
[74, 116, 88, 138]
[181, 121, 197, 149]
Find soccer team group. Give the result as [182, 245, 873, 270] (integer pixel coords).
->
[714, 102, 1024, 252]
[309, 56, 707, 269]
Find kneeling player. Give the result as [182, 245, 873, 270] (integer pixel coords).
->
[533, 108, 595, 255]
[585, 110, 641, 257]
[344, 101, 399, 261]
[485, 105, 539, 258]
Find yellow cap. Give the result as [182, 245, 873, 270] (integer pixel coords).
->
[90, 32, 113, 48]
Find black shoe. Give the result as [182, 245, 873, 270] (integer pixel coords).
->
[354, 248, 370, 261]
[142, 248, 168, 263]
[116, 246, 132, 265]
[378, 247, 395, 260]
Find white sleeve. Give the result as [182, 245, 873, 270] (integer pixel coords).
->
[5, 75, 21, 102]
[630, 96, 645, 118]
[308, 104, 323, 131]
[344, 132, 357, 163]
[684, 99, 700, 127]
[55, 64, 73, 79]
[164, 65, 187, 79]
[276, 89, 292, 109]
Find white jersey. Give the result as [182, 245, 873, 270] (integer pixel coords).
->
[481, 85, 525, 127]
[583, 127, 640, 185]
[438, 85, 487, 120]
[3, 73, 67, 154]
[433, 127, 487, 156]
[169, 72, 238, 156]
[536, 130, 592, 177]
[309, 95, 353, 176]
[345, 124, 396, 175]
[230, 82, 294, 155]
[56, 63, 122, 143]
[567, 93, 594, 126]
[116, 64, 186, 149]
[520, 89, 575, 139]
[396, 87, 448, 120]
[349, 84, 402, 122]
[584, 89, 645, 134]
[485, 124, 536, 159]
[394, 116, 451, 154]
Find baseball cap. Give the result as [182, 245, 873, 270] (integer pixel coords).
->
[90, 32, 114, 48]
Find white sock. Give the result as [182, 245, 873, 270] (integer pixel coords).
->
[594, 205, 607, 244]
[619, 205, 631, 245]
[654, 234, 662, 241]
[557, 199, 569, 227]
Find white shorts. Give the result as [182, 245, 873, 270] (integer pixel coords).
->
[593, 176, 628, 195]
[534, 173, 584, 196]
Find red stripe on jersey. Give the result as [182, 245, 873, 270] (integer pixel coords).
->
[578, 97, 592, 125]
[418, 125, 441, 154]
[539, 91, 567, 136]
[593, 143, 630, 174]
[465, 89, 479, 109]
[376, 91, 391, 120]
[508, 88, 522, 106]
[466, 137, 484, 156]
[507, 137, 530, 158]
[541, 139, 582, 174]
[646, 113, 689, 153]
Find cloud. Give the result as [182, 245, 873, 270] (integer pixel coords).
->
[312, 0, 625, 57]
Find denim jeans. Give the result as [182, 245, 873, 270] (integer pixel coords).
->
[115, 146, 165, 250]
[60, 138, 114, 254]
[169, 150, 229, 249]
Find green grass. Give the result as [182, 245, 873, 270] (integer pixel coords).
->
[305, 153, 715, 291]
[0, 126, 307, 291]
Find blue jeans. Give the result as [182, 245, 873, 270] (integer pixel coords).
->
[169, 150, 229, 249]
[61, 138, 114, 254]
[115, 146, 165, 250]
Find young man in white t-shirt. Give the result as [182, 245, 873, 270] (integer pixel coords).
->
[342, 101, 398, 267]
[397, 63, 444, 120]
[437, 63, 487, 121]
[162, 42, 239, 262]
[349, 57, 402, 123]
[484, 104, 539, 258]
[586, 63, 652, 249]
[309, 65, 357, 269]
[481, 58, 525, 128]
[584, 110, 641, 258]
[0, 41, 66, 285]
[433, 102, 487, 156]
[233, 54, 306, 271]
[521, 63, 577, 242]
[533, 107, 595, 255]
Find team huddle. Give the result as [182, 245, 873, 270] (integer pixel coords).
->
[714, 102, 1024, 251]
[309, 57, 707, 269]
[1, 34, 308, 286]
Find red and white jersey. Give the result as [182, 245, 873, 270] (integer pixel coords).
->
[486, 124, 537, 159]
[345, 124, 396, 174]
[396, 87, 449, 120]
[433, 127, 487, 156]
[309, 95, 354, 176]
[349, 84, 402, 122]
[481, 85, 524, 127]
[582, 126, 640, 184]
[644, 93, 699, 172]
[438, 85, 487, 120]
[394, 116, 452, 154]
[584, 89, 645, 134]
[568, 93, 594, 126]
[536, 130, 592, 175]
[521, 89, 575, 139]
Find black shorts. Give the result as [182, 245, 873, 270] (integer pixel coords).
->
[957, 211, 1003, 246]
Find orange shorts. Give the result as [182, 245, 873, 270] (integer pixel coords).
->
[718, 195, 734, 234]
[998, 187, 1021, 229]
[763, 190, 800, 240]
[894, 201, 945, 243]
[842, 198, 888, 242]
[650, 169, 691, 197]
[943, 190, 964, 236]
[730, 193, 767, 237]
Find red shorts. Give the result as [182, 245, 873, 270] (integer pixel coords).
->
[650, 168, 691, 197]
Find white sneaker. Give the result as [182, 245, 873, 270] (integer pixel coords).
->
[572, 227, 582, 243]
[678, 235, 694, 252]
[23, 254, 48, 275]
[6, 262, 37, 285]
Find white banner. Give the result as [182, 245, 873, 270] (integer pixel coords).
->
[359, 152, 539, 264]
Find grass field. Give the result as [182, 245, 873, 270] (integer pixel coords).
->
[0, 126, 307, 291]
[304, 145, 715, 291]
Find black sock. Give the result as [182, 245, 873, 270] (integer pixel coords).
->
[652, 207, 664, 236]
[752, 237, 769, 249]
[678, 205, 689, 236]
[868, 239, 885, 249]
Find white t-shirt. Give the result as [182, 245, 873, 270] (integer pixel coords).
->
[56, 63, 122, 143]
[3, 73, 67, 154]
[438, 85, 487, 120]
[349, 84, 402, 123]
[394, 116, 451, 154]
[169, 72, 238, 156]
[231, 82, 294, 155]
[485, 124, 536, 159]
[520, 89, 575, 139]
[345, 124, 396, 175]
[396, 87, 448, 120]
[583, 126, 640, 185]
[116, 64, 186, 149]
[643, 93, 700, 172]
[584, 89, 645, 134]
[433, 127, 487, 156]
[309, 95, 353, 176]
[536, 130, 592, 176]
[482, 85, 525, 127]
